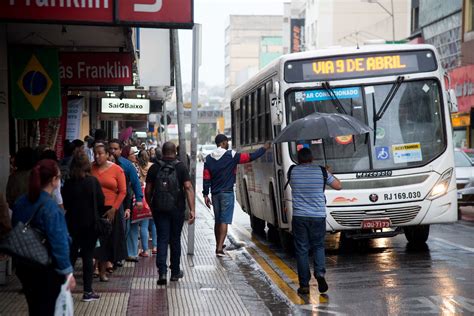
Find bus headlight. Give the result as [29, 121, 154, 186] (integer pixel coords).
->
[428, 168, 453, 200]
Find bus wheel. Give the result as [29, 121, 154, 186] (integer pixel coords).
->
[267, 223, 279, 243]
[244, 182, 265, 235]
[278, 229, 294, 254]
[404, 225, 430, 244]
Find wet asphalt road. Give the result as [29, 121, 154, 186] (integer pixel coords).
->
[196, 163, 474, 315]
[232, 208, 474, 315]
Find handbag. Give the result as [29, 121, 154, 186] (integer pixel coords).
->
[131, 184, 152, 223]
[91, 178, 112, 238]
[0, 202, 51, 267]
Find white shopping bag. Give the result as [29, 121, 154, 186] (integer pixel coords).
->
[54, 274, 74, 316]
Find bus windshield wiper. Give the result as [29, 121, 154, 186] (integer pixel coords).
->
[373, 76, 405, 145]
[322, 82, 348, 115]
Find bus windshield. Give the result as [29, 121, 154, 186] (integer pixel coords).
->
[286, 79, 446, 173]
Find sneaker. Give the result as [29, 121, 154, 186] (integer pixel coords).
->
[82, 292, 100, 302]
[297, 287, 310, 295]
[170, 270, 184, 281]
[216, 250, 226, 257]
[157, 274, 167, 285]
[316, 276, 328, 293]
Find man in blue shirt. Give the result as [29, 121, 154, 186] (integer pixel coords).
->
[289, 147, 341, 295]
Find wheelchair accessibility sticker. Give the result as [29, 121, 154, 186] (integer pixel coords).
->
[375, 147, 390, 160]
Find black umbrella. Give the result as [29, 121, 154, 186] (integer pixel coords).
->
[273, 112, 373, 143]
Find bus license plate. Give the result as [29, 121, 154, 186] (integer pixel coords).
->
[361, 218, 391, 229]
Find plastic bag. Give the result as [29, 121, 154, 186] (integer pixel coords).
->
[54, 274, 74, 316]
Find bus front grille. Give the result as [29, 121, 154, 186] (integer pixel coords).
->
[330, 206, 422, 228]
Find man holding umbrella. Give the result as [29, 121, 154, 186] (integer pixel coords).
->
[288, 147, 341, 295]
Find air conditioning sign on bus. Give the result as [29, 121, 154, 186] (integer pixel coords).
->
[101, 98, 150, 114]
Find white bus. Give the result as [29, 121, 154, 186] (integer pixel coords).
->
[231, 44, 458, 249]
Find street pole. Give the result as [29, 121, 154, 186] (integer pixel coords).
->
[188, 24, 201, 255]
[390, 0, 395, 42]
[171, 29, 187, 169]
[163, 102, 168, 142]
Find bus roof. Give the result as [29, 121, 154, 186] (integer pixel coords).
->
[231, 44, 438, 100]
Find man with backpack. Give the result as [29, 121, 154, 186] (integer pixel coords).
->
[203, 134, 271, 257]
[288, 147, 341, 295]
[145, 142, 195, 285]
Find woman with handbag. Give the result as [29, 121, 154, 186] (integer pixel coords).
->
[62, 151, 105, 301]
[91, 143, 127, 282]
[11, 159, 76, 316]
[137, 149, 157, 256]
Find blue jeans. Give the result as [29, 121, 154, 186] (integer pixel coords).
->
[126, 220, 139, 257]
[148, 219, 157, 248]
[138, 219, 150, 251]
[153, 211, 185, 276]
[292, 216, 327, 287]
[212, 192, 235, 224]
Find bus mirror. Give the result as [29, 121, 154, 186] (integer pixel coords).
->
[448, 89, 458, 113]
[269, 93, 283, 125]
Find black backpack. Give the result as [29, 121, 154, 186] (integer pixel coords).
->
[284, 164, 328, 191]
[152, 160, 181, 213]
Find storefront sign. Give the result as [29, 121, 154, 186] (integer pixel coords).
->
[60, 53, 133, 86]
[101, 98, 150, 114]
[10, 47, 62, 119]
[449, 65, 474, 113]
[0, 0, 193, 28]
[290, 19, 305, 53]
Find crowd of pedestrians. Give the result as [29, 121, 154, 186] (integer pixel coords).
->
[0, 129, 196, 315]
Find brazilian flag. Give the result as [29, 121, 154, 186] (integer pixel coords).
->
[10, 47, 61, 119]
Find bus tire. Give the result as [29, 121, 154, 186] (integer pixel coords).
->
[404, 225, 430, 244]
[244, 182, 265, 235]
[278, 229, 294, 254]
[267, 223, 279, 243]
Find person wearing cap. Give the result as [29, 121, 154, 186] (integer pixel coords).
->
[203, 134, 271, 257]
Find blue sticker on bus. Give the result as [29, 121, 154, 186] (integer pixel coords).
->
[295, 87, 360, 102]
[375, 146, 390, 160]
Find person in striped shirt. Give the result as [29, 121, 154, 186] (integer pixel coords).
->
[288, 147, 341, 295]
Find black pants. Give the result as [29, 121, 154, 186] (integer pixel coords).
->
[16, 263, 65, 316]
[70, 232, 97, 293]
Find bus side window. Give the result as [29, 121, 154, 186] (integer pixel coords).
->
[240, 98, 245, 146]
[265, 80, 273, 140]
[258, 85, 266, 143]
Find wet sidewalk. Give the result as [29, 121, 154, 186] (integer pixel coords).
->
[0, 201, 277, 316]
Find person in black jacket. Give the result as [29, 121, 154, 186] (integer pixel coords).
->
[62, 151, 105, 302]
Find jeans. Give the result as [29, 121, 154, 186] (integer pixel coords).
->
[153, 211, 185, 276]
[148, 219, 157, 248]
[292, 216, 327, 287]
[70, 233, 97, 293]
[212, 191, 235, 224]
[126, 220, 139, 257]
[139, 219, 150, 251]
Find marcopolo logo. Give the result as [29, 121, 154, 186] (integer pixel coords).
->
[101, 98, 150, 114]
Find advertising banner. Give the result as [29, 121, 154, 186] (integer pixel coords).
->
[60, 52, 133, 86]
[449, 65, 474, 113]
[0, 0, 193, 28]
[290, 19, 305, 53]
[10, 47, 62, 119]
[66, 98, 84, 141]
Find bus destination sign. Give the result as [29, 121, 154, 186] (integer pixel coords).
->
[285, 50, 437, 83]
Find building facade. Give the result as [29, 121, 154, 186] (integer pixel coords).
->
[224, 15, 283, 133]
[300, 0, 410, 50]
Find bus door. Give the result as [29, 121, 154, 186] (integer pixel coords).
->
[268, 81, 289, 226]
